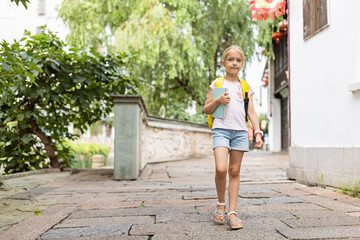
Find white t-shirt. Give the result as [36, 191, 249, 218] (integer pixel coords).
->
[209, 79, 254, 131]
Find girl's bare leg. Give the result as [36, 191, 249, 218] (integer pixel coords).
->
[228, 150, 244, 224]
[214, 147, 229, 221]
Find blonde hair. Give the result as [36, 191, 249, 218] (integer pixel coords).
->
[222, 45, 245, 63]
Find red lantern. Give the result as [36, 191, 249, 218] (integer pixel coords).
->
[249, 0, 286, 21]
[279, 19, 288, 33]
[272, 32, 284, 44]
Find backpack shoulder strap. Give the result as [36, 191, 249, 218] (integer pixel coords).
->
[239, 79, 249, 96]
[239, 79, 250, 126]
[214, 77, 225, 88]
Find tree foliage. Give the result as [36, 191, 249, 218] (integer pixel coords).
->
[256, 15, 285, 59]
[59, 0, 257, 120]
[9, 0, 30, 9]
[0, 27, 141, 173]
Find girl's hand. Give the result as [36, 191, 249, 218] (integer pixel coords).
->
[219, 92, 230, 105]
[255, 135, 263, 149]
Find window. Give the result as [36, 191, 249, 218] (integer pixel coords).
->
[38, 0, 46, 16]
[303, 0, 328, 39]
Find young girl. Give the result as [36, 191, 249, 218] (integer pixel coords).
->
[204, 45, 263, 230]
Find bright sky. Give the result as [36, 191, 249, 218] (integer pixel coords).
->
[242, 55, 267, 114]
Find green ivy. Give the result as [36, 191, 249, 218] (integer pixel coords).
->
[256, 15, 285, 59]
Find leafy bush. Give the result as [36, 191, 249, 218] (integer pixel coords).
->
[0, 27, 141, 174]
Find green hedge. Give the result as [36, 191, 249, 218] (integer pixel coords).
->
[67, 142, 110, 168]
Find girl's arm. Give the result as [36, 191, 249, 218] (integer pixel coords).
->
[204, 88, 230, 114]
[248, 95, 264, 149]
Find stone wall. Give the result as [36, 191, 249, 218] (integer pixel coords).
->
[140, 115, 212, 169]
[288, 147, 360, 187]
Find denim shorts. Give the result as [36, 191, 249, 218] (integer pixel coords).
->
[212, 128, 249, 152]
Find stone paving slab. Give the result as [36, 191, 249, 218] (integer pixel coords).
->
[8, 200, 56, 213]
[277, 224, 360, 239]
[1, 172, 69, 198]
[289, 209, 347, 219]
[143, 199, 215, 207]
[79, 199, 143, 210]
[43, 237, 148, 240]
[68, 206, 197, 219]
[270, 186, 313, 197]
[182, 193, 217, 200]
[240, 179, 294, 184]
[296, 195, 360, 213]
[156, 213, 211, 223]
[130, 216, 284, 236]
[241, 202, 327, 212]
[177, 187, 215, 192]
[57, 193, 97, 204]
[298, 186, 349, 199]
[341, 197, 360, 208]
[0, 212, 34, 230]
[150, 217, 287, 240]
[101, 193, 183, 202]
[35, 194, 72, 200]
[123, 192, 183, 201]
[237, 196, 304, 205]
[151, 231, 286, 240]
[239, 192, 285, 198]
[282, 215, 360, 228]
[196, 202, 327, 216]
[55, 216, 154, 229]
[8, 187, 58, 200]
[1, 204, 76, 240]
[39, 225, 132, 239]
[129, 222, 222, 236]
[239, 210, 295, 221]
[0, 195, 72, 234]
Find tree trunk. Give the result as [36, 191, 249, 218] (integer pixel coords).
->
[28, 118, 60, 169]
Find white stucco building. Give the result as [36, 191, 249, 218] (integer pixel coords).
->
[266, 0, 360, 187]
[287, 0, 360, 187]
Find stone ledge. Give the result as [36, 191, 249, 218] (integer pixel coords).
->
[147, 116, 210, 133]
[1, 168, 62, 180]
[288, 146, 360, 188]
[287, 167, 360, 188]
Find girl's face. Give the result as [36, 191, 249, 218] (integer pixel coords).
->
[222, 49, 243, 75]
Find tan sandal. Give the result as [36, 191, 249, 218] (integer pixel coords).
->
[213, 201, 226, 225]
[227, 212, 243, 230]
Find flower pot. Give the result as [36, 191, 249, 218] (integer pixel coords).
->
[92, 154, 104, 168]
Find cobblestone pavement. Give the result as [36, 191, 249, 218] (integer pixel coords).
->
[1, 151, 360, 239]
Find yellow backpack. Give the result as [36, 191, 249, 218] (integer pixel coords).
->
[207, 77, 250, 129]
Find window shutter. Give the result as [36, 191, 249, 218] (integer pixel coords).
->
[303, 0, 328, 39]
